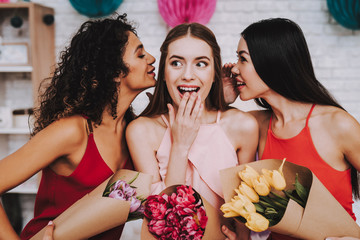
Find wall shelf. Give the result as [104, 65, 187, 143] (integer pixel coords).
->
[0, 66, 33, 72]
[0, 128, 30, 134]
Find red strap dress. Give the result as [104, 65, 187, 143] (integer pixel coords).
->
[20, 119, 134, 240]
[261, 104, 354, 240]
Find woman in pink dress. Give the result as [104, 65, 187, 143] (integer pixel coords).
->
[126, 23, 259, 239]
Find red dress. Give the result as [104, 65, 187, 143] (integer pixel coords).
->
[261, 105, 354, 240]
[20, 119, 134, 240]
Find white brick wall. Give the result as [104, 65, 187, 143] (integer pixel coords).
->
[3, 0, 360, 238]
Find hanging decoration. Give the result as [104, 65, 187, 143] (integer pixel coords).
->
[327, 0, 360, 30]
[157, 0, 217, 27]
[69, 0, 123, 18]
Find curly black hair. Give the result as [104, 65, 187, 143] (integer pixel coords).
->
[32, 13, 136, 136]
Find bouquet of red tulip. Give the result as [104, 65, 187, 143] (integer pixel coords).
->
[144, 185, 207, 239]
[141, 185, 227, 240]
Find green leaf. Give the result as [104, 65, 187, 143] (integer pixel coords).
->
[128, 172, 140, 185]
[294, 173, 309, 204]
[264, 207, 278, 219]
[283, 189, 305, 208]
[269, 191, 289, 206]
[260, 195, 287, 210]
[259, 199, 276, 209]
[254, 203, 265, 213]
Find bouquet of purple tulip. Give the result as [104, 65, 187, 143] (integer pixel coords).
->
[103, 172, 145, 221]
[31, 169, 152, 240]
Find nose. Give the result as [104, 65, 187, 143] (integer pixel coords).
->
[182, 64, 194, 81]
[147, 51, 156, 65]
[231, 63, 240, 76]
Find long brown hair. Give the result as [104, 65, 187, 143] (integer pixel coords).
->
[141, 22, 229, 117]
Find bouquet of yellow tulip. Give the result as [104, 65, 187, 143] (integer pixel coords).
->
[220, 159, 309, 232]
[220, 159, 360, 239]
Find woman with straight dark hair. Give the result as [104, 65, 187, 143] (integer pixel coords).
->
[222, 18, 360, 240]
[126, 22, 259, 239]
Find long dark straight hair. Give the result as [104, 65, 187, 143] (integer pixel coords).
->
[141, 23, 229, 117]
[241, 18, 359, 199]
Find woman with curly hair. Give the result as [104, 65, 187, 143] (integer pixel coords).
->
[0, 14, 156, 240]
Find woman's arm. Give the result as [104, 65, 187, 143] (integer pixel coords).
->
[337, 112, 360, 172]
[126, 117, 164, 193]
[165, 93, 203, 186]
[325, 111, 360, 240]
[0, 116, 86, 239]
[225, 109, 259, 165]
[221, 110, 258, 240]
[126, 92, 203, 191]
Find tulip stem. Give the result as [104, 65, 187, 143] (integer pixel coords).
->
[283, 190, 305, 208]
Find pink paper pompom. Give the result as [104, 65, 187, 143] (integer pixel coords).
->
[157, 0, 217, 27]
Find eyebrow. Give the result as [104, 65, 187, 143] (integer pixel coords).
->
[169, 55, 211, 61]
[237, 50, 249, 56]
[134, 44, 144, 53]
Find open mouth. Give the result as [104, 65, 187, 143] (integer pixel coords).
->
[236, 81, 246, 87]
[177, 86, 200, 95]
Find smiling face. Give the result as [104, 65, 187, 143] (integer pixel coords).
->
[231, 37, 270, 101]
[165, 35, 214, 108]
[121, 32, 156, 92]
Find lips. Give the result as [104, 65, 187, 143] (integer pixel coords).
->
[236, 78, 246, 89]
[147, 67, 156, 77]
[177, 85, 200, 95]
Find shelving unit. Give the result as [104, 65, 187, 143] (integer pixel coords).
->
[0, 2, 55, 194]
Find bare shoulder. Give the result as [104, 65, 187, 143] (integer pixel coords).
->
[248, 110, 271, 126]
[221, 108, 258, 134]
[127, 115, 165, 134]
[126, 115, 167, 144]
[38, 115, 87, 146]
[315, 105, 360, 134]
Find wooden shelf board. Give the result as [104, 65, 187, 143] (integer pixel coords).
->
[0, 66, 33, 72]
[0, 128, 30, 134]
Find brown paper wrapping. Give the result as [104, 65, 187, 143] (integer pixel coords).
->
[141, 185, 227, 240]
[220, 159, 360, 240]
[31, 169, 152, 240]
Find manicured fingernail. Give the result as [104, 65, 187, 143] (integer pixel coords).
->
[48, 221, 53, 226]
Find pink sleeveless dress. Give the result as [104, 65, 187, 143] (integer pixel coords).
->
[152, 111, 238, 210]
